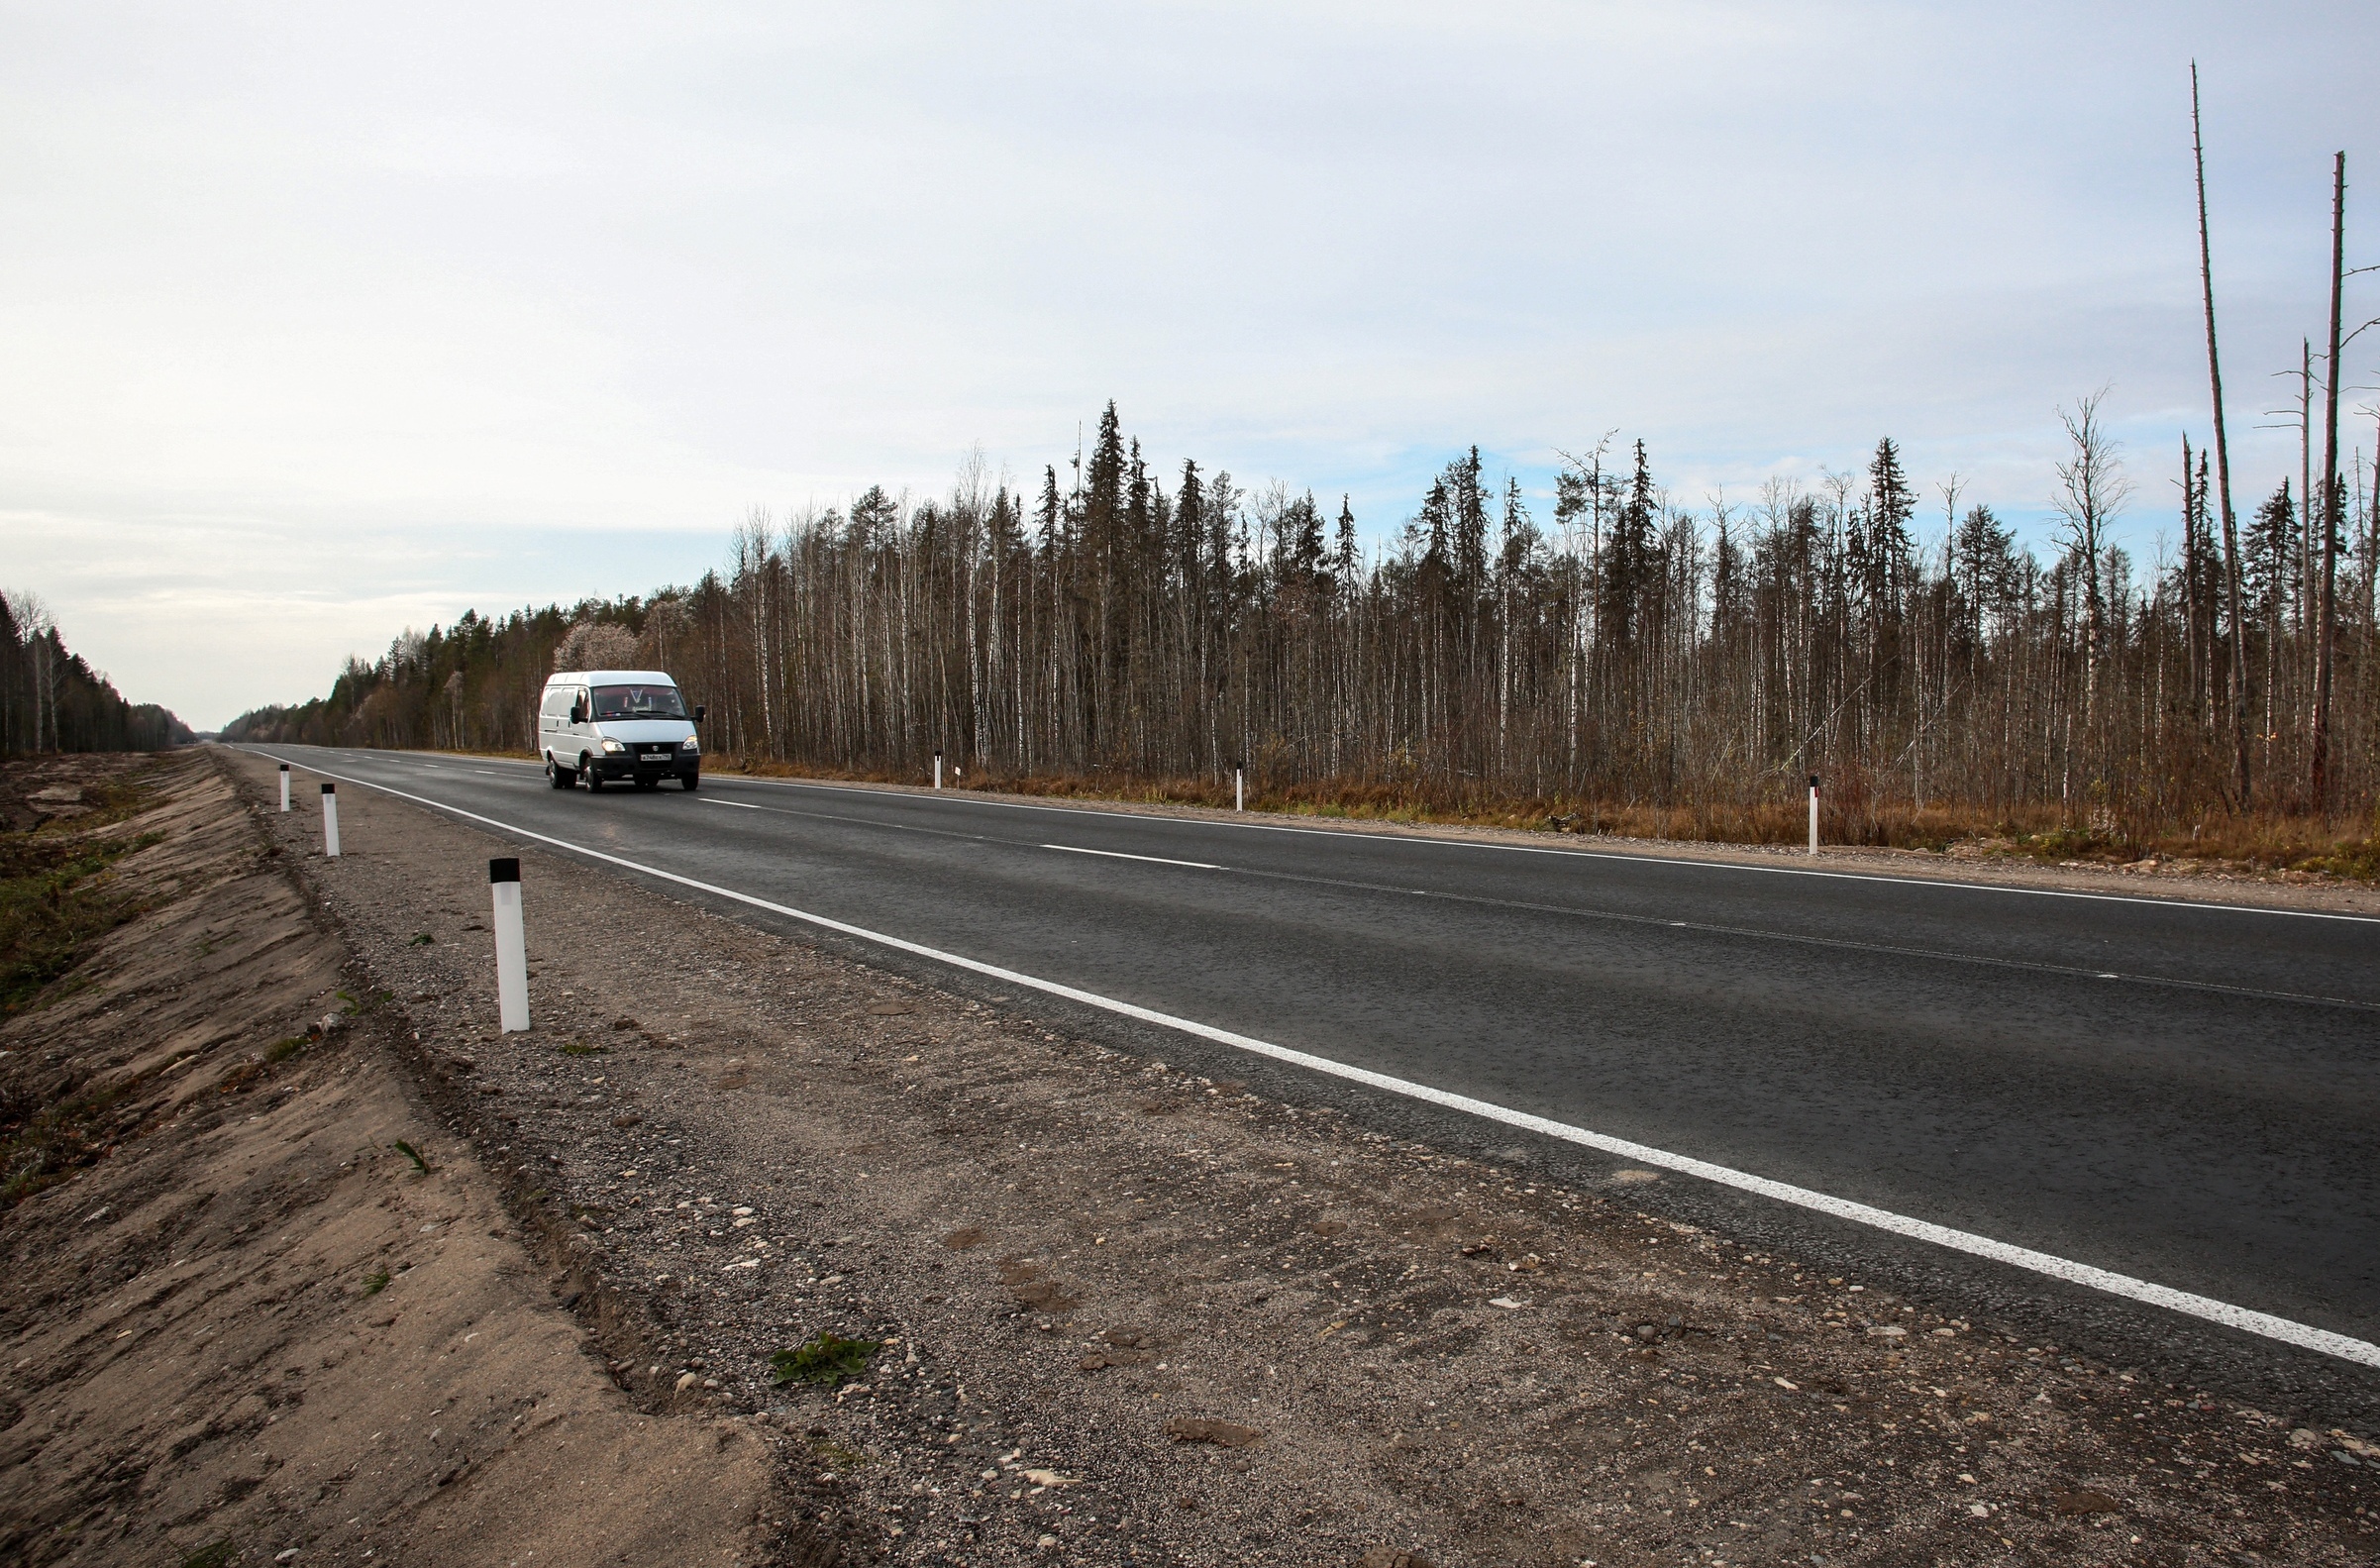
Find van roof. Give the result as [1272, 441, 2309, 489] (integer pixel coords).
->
[545, 670, 678, 685]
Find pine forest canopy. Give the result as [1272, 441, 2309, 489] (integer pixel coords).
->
[223, 401, 2380, 846]
[0, 591, 195, 755]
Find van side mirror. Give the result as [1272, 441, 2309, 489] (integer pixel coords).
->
[693, 705, 706, 724]
[569, 701, 585, 724]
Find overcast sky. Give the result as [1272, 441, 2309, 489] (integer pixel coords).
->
[4, 2, 2373, 729]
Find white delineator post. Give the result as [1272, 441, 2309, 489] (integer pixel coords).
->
[279, 764, 291, 812]
[1234, 763, 1245, 813]
[934, 750, 943, 789]
[490, 857, 530, 1033]
[1808, 773, 1820, 857]
[321, 782, 341, 857]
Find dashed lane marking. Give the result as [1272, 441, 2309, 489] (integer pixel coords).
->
[1043, 844, 1220, 870]
[299, 749, 2380, 924]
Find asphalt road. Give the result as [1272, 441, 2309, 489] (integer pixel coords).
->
[248, 745, 2380, 1365]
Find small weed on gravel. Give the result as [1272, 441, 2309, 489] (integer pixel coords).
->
[771, 1331, 880, 1387]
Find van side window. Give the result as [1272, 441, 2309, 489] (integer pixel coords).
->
[542, 687, 572, 718]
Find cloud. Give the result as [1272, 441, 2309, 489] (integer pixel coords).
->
[2, 1, 2372, 727]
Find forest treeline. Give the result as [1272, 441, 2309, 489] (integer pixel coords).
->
[225, 400, 2380, 851]
[1, 592, 194, 755]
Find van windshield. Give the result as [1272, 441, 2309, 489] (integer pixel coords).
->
[589, 684, 687, 721]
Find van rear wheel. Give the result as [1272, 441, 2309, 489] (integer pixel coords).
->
[548, 758, 575, 789]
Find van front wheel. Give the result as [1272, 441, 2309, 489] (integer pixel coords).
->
[582, 756, 603, 791]
[679, 774, 700, 792]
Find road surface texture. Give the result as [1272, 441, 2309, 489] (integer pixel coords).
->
[201, 745, 2379, 1564]
[245, 746, 2380, 1375]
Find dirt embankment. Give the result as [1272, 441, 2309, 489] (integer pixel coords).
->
[207, 748, 2376, 1566]
[1, 752, 786, 1567]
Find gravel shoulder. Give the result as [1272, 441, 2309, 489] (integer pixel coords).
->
[221, 748, 2378, 1566]
[0, 752, 784, 1567]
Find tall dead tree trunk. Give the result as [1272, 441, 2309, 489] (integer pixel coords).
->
[2192, 62, 2252, 807]
[2312, 151, 2345, 811]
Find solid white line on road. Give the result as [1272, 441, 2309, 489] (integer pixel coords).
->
[1043, 844, 1220, 870]
[701, 799, 763, 809]
[252, 749, 2380, 1372]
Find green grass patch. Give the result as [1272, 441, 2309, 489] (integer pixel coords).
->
[181, 1541, 237, 1568]
[264, 1036, 306, 1064]
[559, 1040, 607, 1057]
[770, 1330, 881, 1388]
[391, 1139, 430, 1174]
[408, 932, 435, 946]
[362, 1269, 390, 1295]
[2290, 837, 2380, 880]
[0, 827, 165, 1014]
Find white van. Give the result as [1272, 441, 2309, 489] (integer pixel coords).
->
[539, 669, 705, 791]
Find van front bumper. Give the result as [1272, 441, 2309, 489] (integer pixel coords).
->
[586, 750, 698, 783]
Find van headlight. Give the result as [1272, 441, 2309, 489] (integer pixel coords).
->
[679, 735, 699, 753]
[601, 738, 624, 754]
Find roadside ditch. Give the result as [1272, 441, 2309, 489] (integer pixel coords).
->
[1, 750, 798, 1567]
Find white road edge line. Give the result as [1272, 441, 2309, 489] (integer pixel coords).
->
[1044, 843, 1220, 870]
[255, 749, 2380, 1371]
[701, 799, 763, 809]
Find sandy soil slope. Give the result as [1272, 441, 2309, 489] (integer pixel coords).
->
[1, 753, 790, 1567]
[210, 748, 2377, 1567]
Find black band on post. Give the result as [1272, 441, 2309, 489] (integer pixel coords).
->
[1809, 774, 1819, 789]
[489, 857, 521, 885]
[322, 782, 335, 794]
[280, 764, 289, 773]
